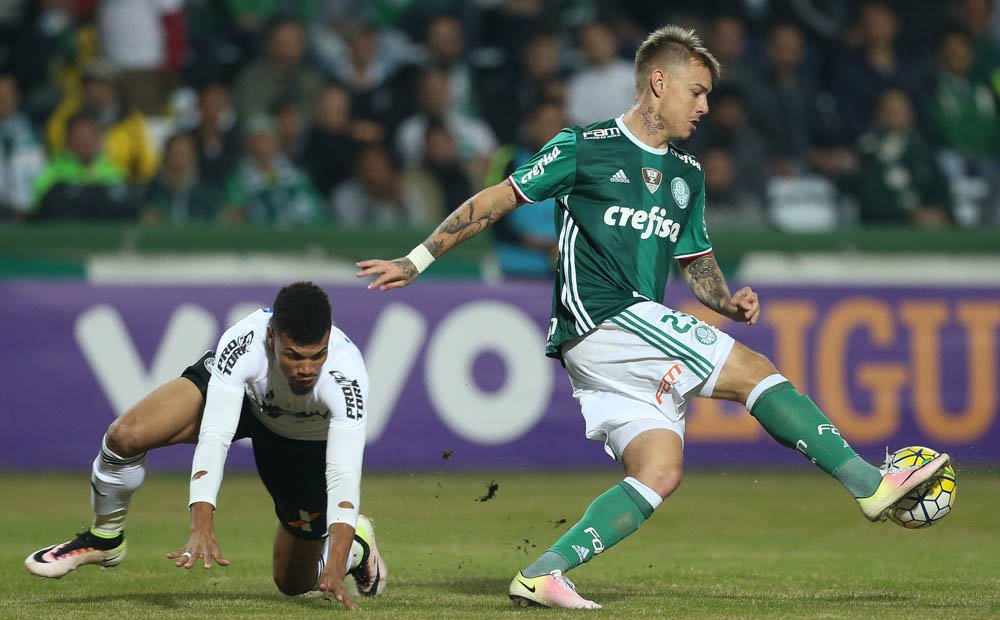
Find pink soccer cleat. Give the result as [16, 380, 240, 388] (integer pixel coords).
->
[857, 452, 951, 522]
[508, 570, 601, 609]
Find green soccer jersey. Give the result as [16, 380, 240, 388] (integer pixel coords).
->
[508, 117, 713, 359]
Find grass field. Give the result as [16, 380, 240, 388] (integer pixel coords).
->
[2, 469, 998, 619]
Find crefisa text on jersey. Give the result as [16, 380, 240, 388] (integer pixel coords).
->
[603, 204, 681, 241]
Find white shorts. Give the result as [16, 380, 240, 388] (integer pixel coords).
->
[562, 301, 736, 460]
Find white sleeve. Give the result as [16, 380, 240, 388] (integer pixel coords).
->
[188, 381, 244, 508]
[325, 424, 366, 528]
[321, 344, 369, 528]
[188, 319, 261, 509]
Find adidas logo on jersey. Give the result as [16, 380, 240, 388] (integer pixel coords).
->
[572, 545, 590, 562]
[610, 169, 629, 183]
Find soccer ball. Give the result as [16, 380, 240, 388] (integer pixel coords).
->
[886, 446, 957, 529]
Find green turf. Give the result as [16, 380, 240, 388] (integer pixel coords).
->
[2, 469, 998, 619]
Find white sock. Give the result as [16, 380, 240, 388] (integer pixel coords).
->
[90, 434, 147, 536]
[623, 476, 664, 510]
[346, 538, 364, 572]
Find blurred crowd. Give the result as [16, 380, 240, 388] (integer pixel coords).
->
[1, 0, 999, 275]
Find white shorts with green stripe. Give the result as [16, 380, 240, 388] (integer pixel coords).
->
[562, 301, 735, 460]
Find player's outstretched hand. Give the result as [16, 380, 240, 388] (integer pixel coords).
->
[317, 570, 359, 611]
[166, 528, 230, 570]
[355, 257, 419, 291]
[723, 287, 761, 325]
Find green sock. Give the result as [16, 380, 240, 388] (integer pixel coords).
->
[751, 382, 881, 497]
[833, 456, 884, 498]
[523, 481, 654, 578]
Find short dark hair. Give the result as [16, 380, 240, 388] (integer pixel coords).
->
[272, 282, 331, 344]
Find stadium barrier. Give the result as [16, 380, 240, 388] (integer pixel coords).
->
[3, 281, 997, 470]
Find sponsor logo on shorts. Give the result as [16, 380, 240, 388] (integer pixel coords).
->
[655, 363, 682, 404]
[694, 325, 717, 345]
[671, 177, 690, 208]
[289, 509, 322, 533]
[217, 331, 254, 375]
[203, 356, 216, 372]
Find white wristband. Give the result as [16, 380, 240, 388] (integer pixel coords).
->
[405, 244, 435, 273]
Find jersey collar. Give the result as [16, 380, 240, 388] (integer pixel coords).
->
[615, 116, 669, 155]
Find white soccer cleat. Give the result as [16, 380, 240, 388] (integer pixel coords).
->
[509, 570, 602, 609]
[857, 452, 952, 522]
[349, 515, 387, 596]
[25, 530, 127, 578]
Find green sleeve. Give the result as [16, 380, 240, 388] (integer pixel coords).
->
[93, 157, 126, 185]
[31, 165, 61, 208]
[508, 129, 576, 203]
[224, 171, 245, 207]
[673, 171, 712, 259]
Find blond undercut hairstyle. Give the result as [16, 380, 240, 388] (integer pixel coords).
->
[634, 25, 721, 92]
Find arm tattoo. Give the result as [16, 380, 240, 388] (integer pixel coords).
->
[393, 258, 418, 281]
[425, 197, 499, 257]
[640, 106, 665, 135]
[686, 255, 729, 312]
[419, 184, 515, 260]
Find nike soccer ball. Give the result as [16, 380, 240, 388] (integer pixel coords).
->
[887, 446, 957, 529]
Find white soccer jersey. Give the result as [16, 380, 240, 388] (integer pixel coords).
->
[210, 309, 367, 441]
[189, 309, 368, 526]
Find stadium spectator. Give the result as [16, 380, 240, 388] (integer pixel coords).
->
[0, 74, 46, 220]
[928, 27, 1000, 161]
[24, 282, 387, 610]
[232, 18, 324, 121]
[0, 0, 97, 121]
[190, 81, 241, 191]
[958, 0, 1000, 91]
[395, 67, 496, 183]
[302, 84, 382, 198]
[755, 22, 858, 184]
[566, 21, 634, 125]
[32, 111, 133, 220]
[701, 144, 765, 227]
[505, 30, 570, 141]
[142, 132, 223, 225]
[271, 98, 306, 164]
[421, 13, 480, 119]
[853, 87, 954, 227]
[357, 25, 952, 609]
[223, 114, 323, 226]
[484, 99, 563, 278]
[45, 58, 159, 184]
[331, 143, 434, 225]
[830, 2, 928, 140]
[685, 85, 768, 209]
[96, 0, 186, 116]
[311, 21, 411, 130]
[704, 14, 770, 128]
[405, 120, 473, 223]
